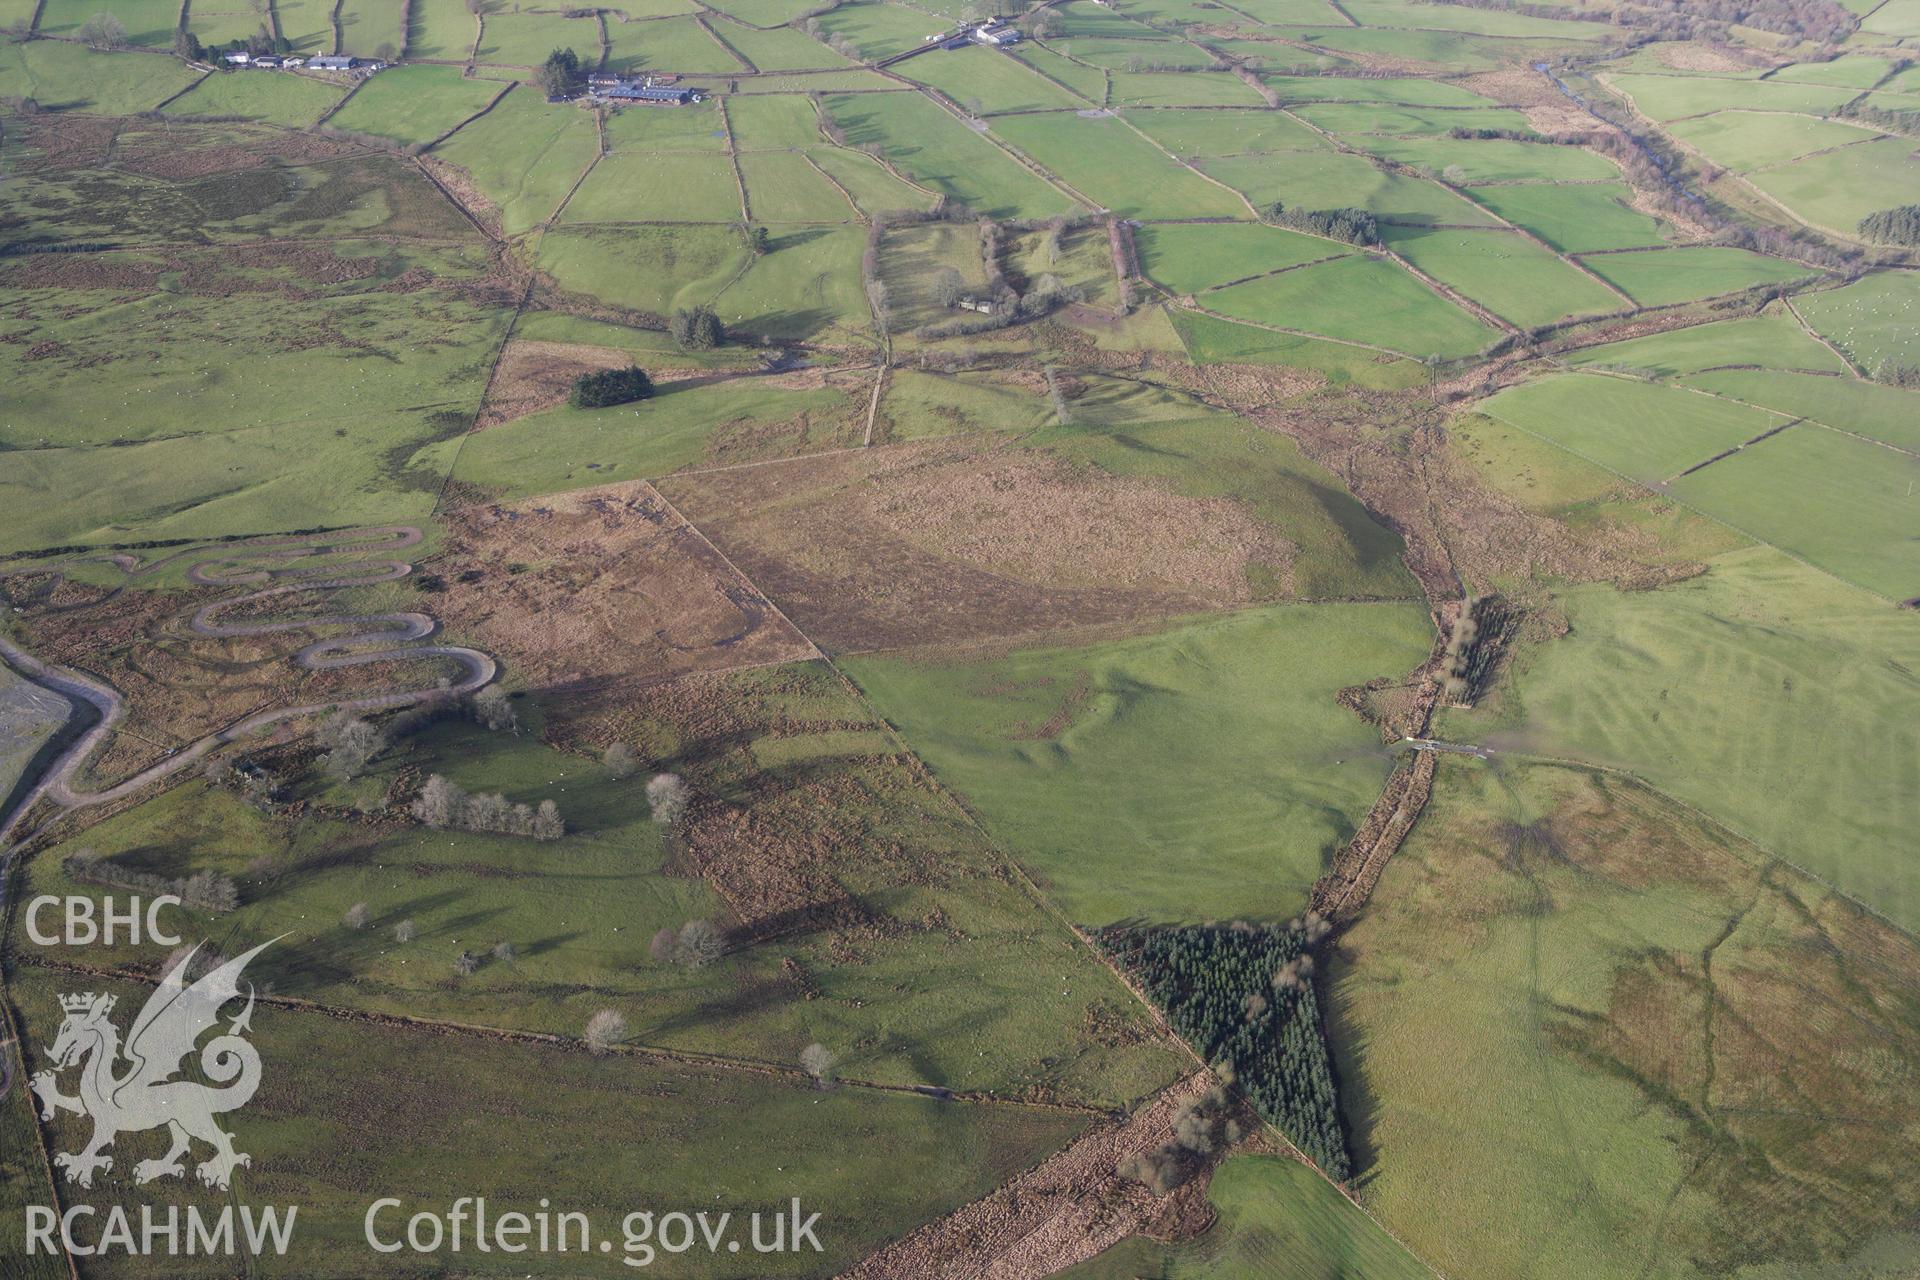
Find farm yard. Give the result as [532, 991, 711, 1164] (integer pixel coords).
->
[1, 0, 1917, 1272]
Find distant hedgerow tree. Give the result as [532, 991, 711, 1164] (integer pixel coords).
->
[604, 742, 638, 780]
[539, 47, 584, 98]
[646, 773, 690, 826]
[344, 902, 372, 929]
[800, 1043, 836, 1089]
[585, 1008, 627, 1054]
[78, 12, 128, 47]
[569, 366, 654, 408]
[171, 27, 204, 60]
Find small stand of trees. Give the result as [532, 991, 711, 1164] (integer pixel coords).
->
[669, 306, 725, 350]
[1859, 204, 1920, 247]
[649, 918, 725, 967]
[569, 366, 653, 408]
[411, 774, 565, 840]
[1118, 1074, 1243, 1194]
[1264, 201, 1378, 246]
[62, 849, 239, 913]
[1102, 920, 1352, 1181]
[539, 48, 586, 98]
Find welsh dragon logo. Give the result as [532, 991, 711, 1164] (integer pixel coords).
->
[29, 940, 274, 1191]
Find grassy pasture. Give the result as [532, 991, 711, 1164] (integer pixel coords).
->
[604, 13, 747, 73]
[607, 0, 709, 15]
[1354, 134, 1617, 182]
[1683, 369, 1920, 450]
[1137, 222, 1346, 294]
[36, 0, 181, 44]
[1744, 137, 1920, 234]
[1560, 311, 1847, 377]
[434, 87, 601, 234]
[807, 145, 938, 213]
[1795, 270, 1919, 373]
[810, 0, 939, 59]
[1053, 35, 1216, 70]
[740, 150, 857, 220]
[336, 0, 410, 57]
[19, 688, 1182, 1104]
[161, 68, 347, 125]
[473, 8, 602, 66]
[1334, 758, 1920, 1280]
[1451, 544, 1920, 932]
[1466, 181, 1667, 252]
[991, 113, 1248, 219]
[1169, 309, 1427, 389]
[881, 368, 1056, 438]
[537, 224, 749, 312]
[1478, 373, 1784, 484]
[903, 46, 1088, 113]
[711, 17, 855, 68]
[1200, 150, 1502, 225]
[1292, 101, 1535, 135]
[405, 0, 480, 58]
[562, 151, 744, 223]
[1579, 246, 1814, 307]
[1861, 0, 1920, 32]
[698, 0, 822, 23]
[1206, 253, 1500, 358]
[725, 92, 823, 149]
[824, 92, 1077, 218]
[1664, 108, 1881, 172]
[270, 0, 335, 50]
[847, 601, 1433, 927]
[453, 377, 860, 494]
[1010, 42, 1110, 102]
[604, 94, 727, 150]
[8, 965, 1098, 1278]
[1338, 0, 1609, 37]
[1261, 73, 1499, 106]
[1382, 226, 1622, 329]
[327, 65, 507, 145]
[1105, 70, 1267, 107]
[1767, 52, 1901, 87]
[1126, 106, 1330, 158]
[0, 40, 200, 114]
[1065, 1156, 1434, 1278]
[1603, 71, 1860, 120]
[877, 220, 992, 330]
[712, 225, 871, 338]
[1670, 426, 1920, 598]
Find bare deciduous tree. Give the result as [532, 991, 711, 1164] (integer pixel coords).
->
[471, 685, 518, 733]
[800, 1043, 836, 1089]
[677, 919, 724, 967]
[394, 918, 418, 944]
[585, 1009, 627, 1054]
[646, 773, 690, 827]
[344, 902, 371, 929]
[454, 950, 479, 976]
[492, 940, 517, 963]
[533, 799, 565, 842]
[603, 743, 638, 780]
[412, 775, 463, 829]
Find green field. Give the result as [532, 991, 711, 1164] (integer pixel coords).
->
[1169, 308, 1427, 389]
[1578, 246, 1815, 307]
[1670, 425, 1920, 598]
[824, 92, 1078, 218]
[1665, 108, 1881, 172]
[1067, 1156, 1435, 1278]
[1448, 546, 1920, 931]
[563, 151, 745, 223]
[1479, 373, 1784, 484]
[1335, 757, 1920, 1280]
[1138, 222, 1347, 294]
[1200, 149, 1502, 226]
[1127, 105, 1330, 158]
[1383, 225, 1622, 329]
[725, 92, 822, 149]
[537, 224, 750, 313]
[9, 966, 1097, 1277]
[1683, 369, 1920, 450]
[1206, 252, 1500, 358]
[847, 602, 1433, 927]
[1467, 182, 1668, 253]
[1604, 71, 1860, 121]
[1795, 271, 1920, 373]
[37, 0, 185, 45]
[435, 86, 600, 234]
[711, 16, 855, 69]
[605, 93, 727, 149]
[605, 13, 747, 73]
[1011, 41, 1110, 101]
[405, 0, 480, 58]
[1293, 101, 1535, 135]
[1356, 134, 1618, 182]
[1106, 70, 1267, 107]
[809, 0, 937, 59]
[1262, 74, 1500, 106]
[1562, 311, 1848, 377]
[327, 65, 507, 145]
[162, 67, 347, 125]
[473, 8, 603, 66]
[712, 225, 872, 338]
[992, 113, 1250, 220]
[337, 0, 410, 57]
[0, 40, 200, 114]
[903, 46, 1088, 113]
[740, 150, 857, 220]
[1745, 136, 1920, 234]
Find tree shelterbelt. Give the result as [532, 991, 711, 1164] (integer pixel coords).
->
[1103, 920, 1352, 1181]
